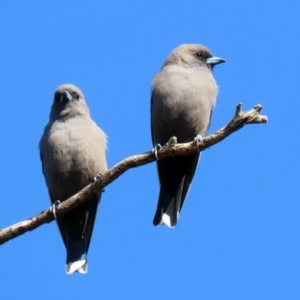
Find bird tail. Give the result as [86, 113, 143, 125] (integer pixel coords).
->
[153, 176, 185, 228]
[65, 238, 88, 274]
[55, 194, 101, 274]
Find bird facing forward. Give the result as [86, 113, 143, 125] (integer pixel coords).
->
[39, 84, 107, 273]
[151, 44, 225, 228]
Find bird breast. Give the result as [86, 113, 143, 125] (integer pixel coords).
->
[41, 117, 107, 200]
[151, 66, 218, 143]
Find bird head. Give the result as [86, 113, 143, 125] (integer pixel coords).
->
[50, 84, 90, 120]
[163, 44, 225, 71]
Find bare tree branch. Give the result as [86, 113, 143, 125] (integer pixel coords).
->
[0, 103, 268, 245]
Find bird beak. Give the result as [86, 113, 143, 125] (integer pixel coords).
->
[60, 91, 73, 103]
[206, 56, 226, 65]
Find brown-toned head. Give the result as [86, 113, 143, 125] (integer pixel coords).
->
[50, 84, 90, 120]
[163, 44, 225, 70]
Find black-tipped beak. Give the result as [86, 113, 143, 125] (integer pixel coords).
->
[60, 91, 73, 103]
[206, 56, 226, 66]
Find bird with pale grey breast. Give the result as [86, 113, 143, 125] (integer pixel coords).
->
[39, 84, 107, 274]
[151, 44, 225, 228]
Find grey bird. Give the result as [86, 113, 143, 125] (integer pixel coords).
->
[151, 44, 225, 228]
[39, 84, 107, 274]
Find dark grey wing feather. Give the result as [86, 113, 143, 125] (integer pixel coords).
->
[153, 153, 200, 227]
[50, 191, 101, 264]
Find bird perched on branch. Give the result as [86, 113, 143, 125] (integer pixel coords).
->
[151, 44, 225, 228]
[39, 84, 107, 274]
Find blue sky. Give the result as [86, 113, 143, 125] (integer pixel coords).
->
[0, 1, 299, 299]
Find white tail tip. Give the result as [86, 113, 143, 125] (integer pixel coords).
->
[162, 213, 176, 228]
[65, 260, 88, 274]
[161, 204, 179, 228]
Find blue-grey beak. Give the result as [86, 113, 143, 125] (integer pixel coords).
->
[206, 56, 226, 65]
[60, 91, 73, 103]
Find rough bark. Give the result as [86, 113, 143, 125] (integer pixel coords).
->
[0, 103, 268, 245]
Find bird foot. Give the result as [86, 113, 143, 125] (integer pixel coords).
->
[94, 173, 105, 192]
[193, 134, 203, 147]
[50, 200, 61, 219]
[94, 173, 103, 182]
[152, 144, 162, 160]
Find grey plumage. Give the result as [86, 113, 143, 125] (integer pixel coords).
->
[151, 44, 225, 228]
[39, 84, 107, 274]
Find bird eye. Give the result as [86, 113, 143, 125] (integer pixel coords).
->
[72, 92, 80, 100]
[195, 51, 203, 58]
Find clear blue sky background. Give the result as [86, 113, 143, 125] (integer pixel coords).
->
[0, 1, 299, 299]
